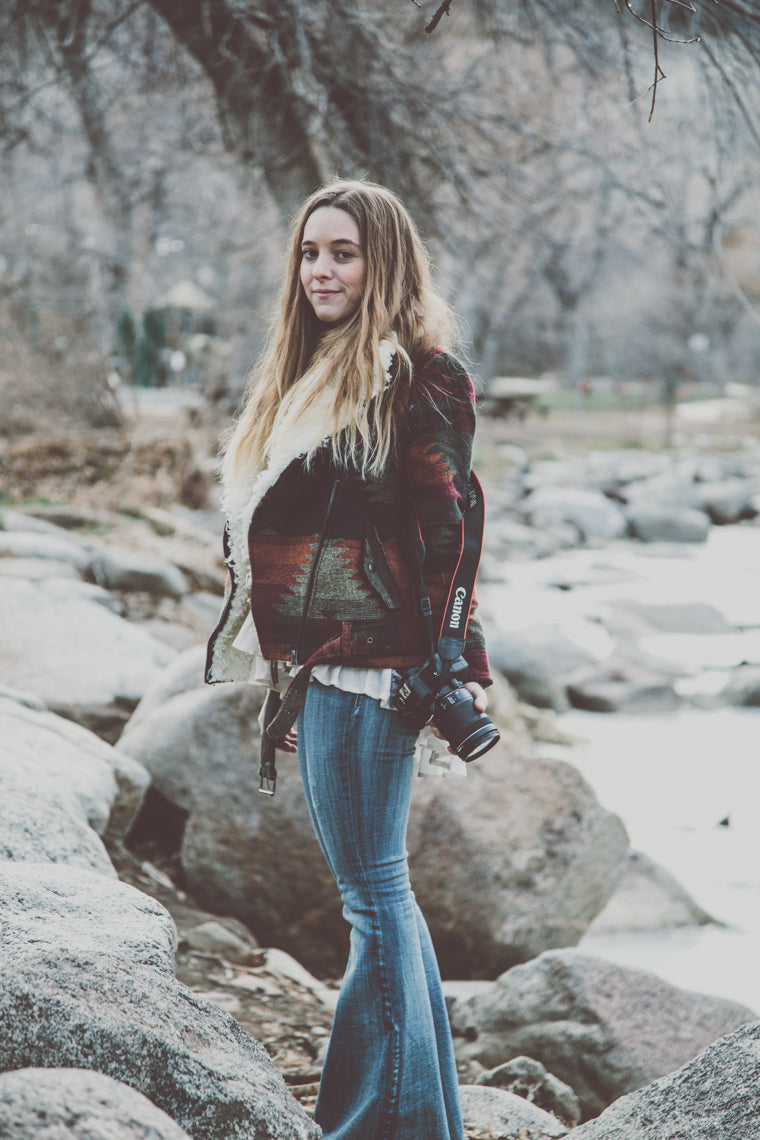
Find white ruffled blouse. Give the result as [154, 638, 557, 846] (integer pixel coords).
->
[233, 613, 466, 779]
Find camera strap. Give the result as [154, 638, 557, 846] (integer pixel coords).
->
[408, 472, 486, 669]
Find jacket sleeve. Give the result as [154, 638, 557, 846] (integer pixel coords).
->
[405, 352, 492, 688]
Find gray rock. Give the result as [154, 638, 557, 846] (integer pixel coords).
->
[0, 681, 47, 710]
[0, 949, 320, 1140]
[522, 487, 627, 543]
[695, 478, 757, 524]
[124, 643, 207, 732]
[89, 544, 189, 598]
[0, 508, 80, 534]
[181, 590, 227, 628]
[0, 556, 82, 580]
[477, 1056, 581, 1127]
[0, 1068, 194, 1140]
[587, 850, 714, 935]
[566, 1020, 760, 1139]
[603, 599, 732, 635]
[0, 862, 177, 974]
[120, 682, 628, 978]
[485, 624, 597, 710]
[0, 578, 175, 736]
[693, 453, 750, 483]
[460, 1084, 568, 1139]
[406, 753, 629, 978]
[0, 529, 92, 572]
[621, 470, 702, 510]
[0, 780, 116, 875]
[183, 919, 260, 963]
[522, 459, 592, 492]
[590, 450, 672, 488]
[450, 949, 757, 1119]
[485, 517, 567, 562]
[0, 517, 191, 597]
[721, 665, 760, 707]
[0, 690, 149, 842]
[44, 574, 125, 613]
[625, 505, 710, 543]
[118, 682, 262, 816]
[566, 660, 679, 713]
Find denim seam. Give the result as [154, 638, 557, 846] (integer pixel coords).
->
[344, 692, 401, 1140]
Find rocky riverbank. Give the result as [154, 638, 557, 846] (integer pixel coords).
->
[2, 425, 760, 1138]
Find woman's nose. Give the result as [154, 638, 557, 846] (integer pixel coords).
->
[313, 252, 333, 278]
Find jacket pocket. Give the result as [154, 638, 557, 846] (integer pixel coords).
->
[362, 524, 403, 611]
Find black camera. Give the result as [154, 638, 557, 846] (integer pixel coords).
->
[395, 654, 500, 762]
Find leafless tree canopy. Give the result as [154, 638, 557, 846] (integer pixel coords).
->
[0, 0, 758, 403]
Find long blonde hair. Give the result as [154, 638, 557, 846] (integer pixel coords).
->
[222, 179, 458, 483]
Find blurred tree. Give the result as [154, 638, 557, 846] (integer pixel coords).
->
[1, 0, 758, 391]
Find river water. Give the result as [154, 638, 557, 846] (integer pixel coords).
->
[552, 707, 760, 1015]
[484, 524, 760, 1015]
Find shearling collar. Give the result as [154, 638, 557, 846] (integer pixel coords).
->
[221, 337, 397, 591]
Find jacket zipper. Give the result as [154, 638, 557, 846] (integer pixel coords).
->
[290, 476, 341, 667]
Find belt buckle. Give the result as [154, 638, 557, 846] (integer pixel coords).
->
[258, 770, 276, 796]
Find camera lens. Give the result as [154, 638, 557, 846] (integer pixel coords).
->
[453, 718, 501, 761]
[433, 685, 500, 763]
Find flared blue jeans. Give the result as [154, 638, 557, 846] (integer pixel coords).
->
[297, 681, 464, 1140]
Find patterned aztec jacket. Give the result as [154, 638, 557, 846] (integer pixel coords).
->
[205, 350, 492, 736]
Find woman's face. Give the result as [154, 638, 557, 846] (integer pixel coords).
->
[300, 206, 367, 326]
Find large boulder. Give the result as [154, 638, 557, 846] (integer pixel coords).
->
[120, 681, 359, 976]
[449, 949, 756, 1120]
[0, 511, 193, 597]
[0, 578, 176, 738]
[0, 780, 116, 875]
[587, 850, 713, 935]
[484, 517, 569, 564]
[624, 505, 710, 544]
[694, 478, 758, 525]
[0, 1068, 194, 1140]
[0, 688, 149, 845]
[521, 487, 627, 543]
[406, 752, 629, 978]
[125, 643, 207, 731]
[460, 1084, 568, 1139]
[89, 543, 190, 598]
[620, 470, 703, 511]
[566, 1021, 760, 1139]
[721, 664, 760, 706]
[0, 949, 320, 1140]
[566, 659, 679, 714]
[484, 623, 598, 711]
[0, 528, 91, 573]
[0, 863, 177, 974]
[600, 599, 732, 636]
[0, 555, 82, 581]
[120, 679, 629, 978]
[476, 1056, 581, 1127]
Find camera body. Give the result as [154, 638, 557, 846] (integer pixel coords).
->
[395, 653, 500, 762]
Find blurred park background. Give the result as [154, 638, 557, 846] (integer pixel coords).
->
[1, 0, 759, 479]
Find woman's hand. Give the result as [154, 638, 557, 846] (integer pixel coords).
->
[464, 681, 488, 711]
[429, 681, 487, 754]
[257, 700, 298, 754]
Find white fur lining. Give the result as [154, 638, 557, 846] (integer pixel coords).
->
[221, 336, 398, 605]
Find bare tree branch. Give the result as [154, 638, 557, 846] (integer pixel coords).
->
[425, 0, 455, 33]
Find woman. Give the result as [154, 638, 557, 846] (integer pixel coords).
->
[206, 180, 492, 1140]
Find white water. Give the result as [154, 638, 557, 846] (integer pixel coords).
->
[486, 524, 760, 1014]
[549, 707, 760, 1014]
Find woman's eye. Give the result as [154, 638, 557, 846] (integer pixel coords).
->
[302, 249, 317, 260]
